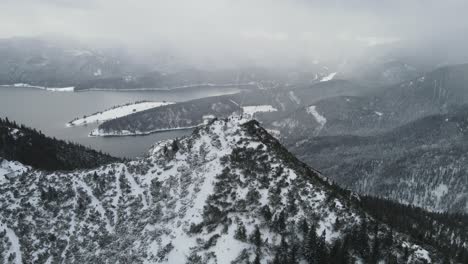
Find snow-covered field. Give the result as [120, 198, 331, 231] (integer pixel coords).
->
[242, 105, 278, 118]
[67, 101, 174, 127]
[1, 83, 74, 92]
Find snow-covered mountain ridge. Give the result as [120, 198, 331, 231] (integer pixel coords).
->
[0, 117, 461, 263]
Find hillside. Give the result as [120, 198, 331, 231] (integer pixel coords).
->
[0, 118, 121, 171]
[93, 96, 241, 136]
[289, 106, 468, 213]
[269, 64, 468, 141]
[0, 117, 466, 263]
[92, 79, 371, 137]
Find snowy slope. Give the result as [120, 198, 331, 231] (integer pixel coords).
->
[0, 118, 447, 263]
[67, 101, 174, 126]
[242, 105, 278, 119]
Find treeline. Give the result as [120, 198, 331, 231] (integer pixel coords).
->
[0, 117, 121, 171]
[360, 195, 468, 263]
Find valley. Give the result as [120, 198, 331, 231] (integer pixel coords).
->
[2, 28, 468, 263]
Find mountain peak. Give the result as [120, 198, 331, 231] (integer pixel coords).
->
[0, 117, 442, 263]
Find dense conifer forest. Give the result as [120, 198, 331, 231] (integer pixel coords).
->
[0, 117, 121, 170]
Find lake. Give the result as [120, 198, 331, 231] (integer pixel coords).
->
[0, 86, 242, 158]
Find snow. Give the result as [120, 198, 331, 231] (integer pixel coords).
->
[125, 170, 148, 209]
[67, 101, 174, 127]
[242, 105, 278, 118]
[403, 242, 432, 263]
[93, 68, 102, 76]
[289, 91, 301, 104]
[414, 248, 431, 263]
[320, 72, 337, 82]
[317, 211, 340, 243]
[67, 49, 93, 57]
[8, 128, 23, 140]
[45, 87, 74, 92]
[0, 117, 442, 262]
[306, 105, 327, 128]
[0, 159, 28, 184]
[0, 222, 22, 264]
[75, 178, 113, 232]
[432, 184, 448, 203]
[2, 83, 75, 92]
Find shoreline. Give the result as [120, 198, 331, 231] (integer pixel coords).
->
[66, 101, 175, 127]
[89, 125, 200, 138]
[0, 83, 74, 92]
[74, 83, 257, 92]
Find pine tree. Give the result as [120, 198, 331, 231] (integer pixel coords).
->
[304, 225, 318, 263]
[273, 210, 287, 233]
[278, 236, 289, 263]
[370, 236, 380, 264]
[253, 253, 261, 264]
[250, 225, 262, 248]
[260, 205, 272, 222]
[234, 222, 247, 241]
[171, 139, 179, 152]
[289, 239, 299, 264]
[299, 219, 309, 239]
[316, 230, 328, 264]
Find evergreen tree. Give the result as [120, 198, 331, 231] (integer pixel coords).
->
[278, 236, 289, 263]
[299, 219, 309, 239]
[250, 225, 262, 248]
[234, 222, 247, 241]
[304, 225, 318, 263]
[316, 230, 328, 264]
[370, 235, 380, 264]
[273, 210, 287, 234]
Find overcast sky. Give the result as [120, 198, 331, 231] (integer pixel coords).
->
[1, 0, 467, 67]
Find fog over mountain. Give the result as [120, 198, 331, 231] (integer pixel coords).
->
[2, 0, 468, 69]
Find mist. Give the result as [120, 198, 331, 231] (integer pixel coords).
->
[2, 0, 468, 68]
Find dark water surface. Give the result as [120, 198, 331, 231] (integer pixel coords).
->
[0, 86, 241, 158]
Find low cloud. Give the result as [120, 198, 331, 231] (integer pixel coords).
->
[1, 0, 468, 68]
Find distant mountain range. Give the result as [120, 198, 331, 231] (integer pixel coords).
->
[0, 37, 342, 91]
[270, 63, 468, 140]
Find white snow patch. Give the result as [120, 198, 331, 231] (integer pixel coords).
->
[242, 105, 278, 119]
[403, 242, 432, 263]
[93, 68, 102, 76]
[0, 222, 22, 264]
[3, 83, 75, 92]
[432, 184, 448, 202]
[289, 91, 301, 104]
[306, 106, 327, 128]
[0, 159, 29, 184]
[320, 72, 337, 82]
